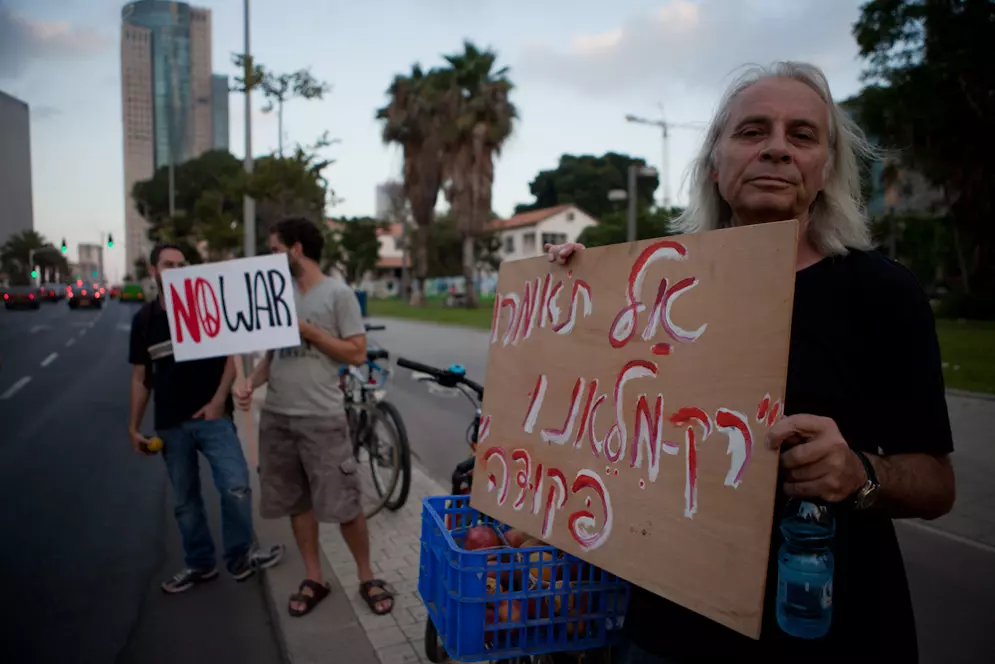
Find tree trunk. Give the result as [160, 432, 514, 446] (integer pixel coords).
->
[462, 233, 478, 308]
[410, 224, 429, 306]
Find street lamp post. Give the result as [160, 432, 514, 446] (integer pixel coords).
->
[243, 0, 256, 259]
[622, 165, 659, 243]
[625, 112, 704, 209]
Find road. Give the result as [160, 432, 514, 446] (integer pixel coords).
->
[0, 300, 283, 664]
[368, 317, 995, 664]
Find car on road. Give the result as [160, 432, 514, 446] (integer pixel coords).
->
[119, 282, 146, 303]
[109, 284, 122, 299]
[3, 285, 42, 310]
[40, 283, 63, 302]
[67, 283, 103, 310]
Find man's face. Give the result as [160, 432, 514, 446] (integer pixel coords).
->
[150, 248, 187, 289]
[269, 234, 303, 277]
[712, 77, 830, 225]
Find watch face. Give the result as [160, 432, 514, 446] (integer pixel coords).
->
[856, 482, 880, 510]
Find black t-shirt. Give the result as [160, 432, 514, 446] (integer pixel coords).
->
[128, 299, 233, 430]
[624, 249, 954, 663]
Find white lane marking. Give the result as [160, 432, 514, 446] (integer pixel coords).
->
[29, 325, 53, 333]
[0, 376, 32, 400]
[66, 338, 75, 347]
[117, 324, 131, 332]
[78, 328, 87, 336]
[40, 352, 58, 368]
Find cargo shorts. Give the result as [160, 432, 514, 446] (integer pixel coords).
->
[258, 410, 361, 524]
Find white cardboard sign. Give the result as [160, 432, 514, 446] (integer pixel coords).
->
[160, 254, 301, 362]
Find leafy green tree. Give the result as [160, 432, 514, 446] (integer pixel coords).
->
[1, 230, 70, 284]
[576, 208, 678, 248]
[323, 217, 384, 285]
[377, 65, 449, 305]
[515, 153, 659, 220]
[425, 214, 502, 278]
[851, 0, 995, 298]
[437, 41, 517, 308]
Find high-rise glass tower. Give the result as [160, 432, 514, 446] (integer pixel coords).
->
[121, 0, 214, 274]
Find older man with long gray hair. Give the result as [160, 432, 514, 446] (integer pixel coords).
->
[548, 61, 955, 663]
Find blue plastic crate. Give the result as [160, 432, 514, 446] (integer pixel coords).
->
[418, 495, 629, 662]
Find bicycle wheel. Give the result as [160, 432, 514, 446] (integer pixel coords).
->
[377, 401, 411, 511]
[355, 404, 402, 519]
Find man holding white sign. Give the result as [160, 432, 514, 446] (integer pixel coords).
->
[129, 243, 284, 594]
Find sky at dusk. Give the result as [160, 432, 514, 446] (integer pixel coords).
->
[0, 0, 869, 280]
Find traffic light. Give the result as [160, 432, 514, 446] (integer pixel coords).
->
[107, 234, 114, 248]
[61, 238, 67, 254]
[31, 269, 38, 278]
[92, 270, 98, 278]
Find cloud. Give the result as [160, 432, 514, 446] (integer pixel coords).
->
[517, 0, 866, 102]
[0, 7, 111, 79]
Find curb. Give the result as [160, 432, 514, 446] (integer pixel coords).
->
[234, 401, 381, 664]
[946, 388, 995, 402]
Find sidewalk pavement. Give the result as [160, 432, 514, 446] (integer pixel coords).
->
[235, 387, 452, 664]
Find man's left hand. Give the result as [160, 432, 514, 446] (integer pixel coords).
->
[298, 320, 318, 341]
[767, 414, 868, 503]
[192, 398, 225, 421]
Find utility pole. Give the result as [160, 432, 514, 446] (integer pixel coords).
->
[625, 112, 703, 209]
[243, 0, 256, 259]
[625, 165, 659, 243]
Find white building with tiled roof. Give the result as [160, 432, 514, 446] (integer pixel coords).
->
[491, 204, 598, 262]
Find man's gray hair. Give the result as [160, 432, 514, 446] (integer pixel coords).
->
[673, 61, 878, 255]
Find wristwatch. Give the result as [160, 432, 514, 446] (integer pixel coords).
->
[850, 449, 880, 510]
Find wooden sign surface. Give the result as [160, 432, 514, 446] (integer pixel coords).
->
[469, 221, 798, 638]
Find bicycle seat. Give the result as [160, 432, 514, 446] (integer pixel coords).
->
[367, 348, 389, 361]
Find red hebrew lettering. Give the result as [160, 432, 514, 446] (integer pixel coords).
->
[670, 408, 713, 518]
[609, 302, 639, 349]
[511, 449, 531, 511]
[531, 462, 545, 515]
[568, 470, 613, 552]
[552, 280, 593, 335]
[604, 360, 658, 463]
[587, 393, 608, 458]
[661, 277, 707, 343]
[546, 281, 564, 328]
[490, 294, 501, 344]
[538, 274, 551, 328]
[766, 400, 782, 428]
[541, 468, 568, 539]
[499, 293, 519, 346]
[630, 394, 677, 483]
[515, 280, 534, 344]
[169, 279, 202, 344]
[483, 447, 510, 505]
[541, 378, 586, 445]
[572, 379, 599, 450]
[523, 374, 548, 433]
[640, 278, 669, 342]
[716, 409, 753, 488]
[756, 393, 771, 423]
[478, 415, 492, 445]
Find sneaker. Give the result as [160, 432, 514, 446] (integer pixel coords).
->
[231, 544, 285, 582]
[161, 567, 219, 594]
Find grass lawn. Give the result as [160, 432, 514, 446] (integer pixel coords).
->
[368, 297, 494, 330]
[368, 299, 994, 394]
[935, 319, 995, 394]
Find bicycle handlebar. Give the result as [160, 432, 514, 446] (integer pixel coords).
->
[364, 323, 385, 331]
[396, 357, 484, 397]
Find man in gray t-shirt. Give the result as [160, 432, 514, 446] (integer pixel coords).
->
[235, 218, 394, 619]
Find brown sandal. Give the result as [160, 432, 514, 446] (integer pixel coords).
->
[359, 579, 395, 615]
[288, 579, 330, 617]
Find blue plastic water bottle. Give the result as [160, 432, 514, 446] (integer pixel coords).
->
[776, 498, 835, 639]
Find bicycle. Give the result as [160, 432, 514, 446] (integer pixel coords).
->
[340, 323, 411, 519]
[396, 358, 622, 664]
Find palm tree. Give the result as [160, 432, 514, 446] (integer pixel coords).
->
[376, 65, 448, 305]
[438, 42, 517, 308]
[0, 230, 68, 285]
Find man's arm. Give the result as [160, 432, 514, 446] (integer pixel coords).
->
[248, 352, 271, 388]
[129, 365, 152, 451]
[867, 452, 955, 521]
[301, 323, 366, 366]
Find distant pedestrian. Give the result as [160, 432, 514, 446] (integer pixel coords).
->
[235, 218, 394, 618]
[129, 243, 283, 594]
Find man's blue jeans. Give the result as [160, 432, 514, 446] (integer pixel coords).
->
[158, 418, 253, 574]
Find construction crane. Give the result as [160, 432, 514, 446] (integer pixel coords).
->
[625, 109, 705, 208]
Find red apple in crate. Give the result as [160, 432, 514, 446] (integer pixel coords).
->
[464, 525, 500, 550]
[504, 528, 531, 548]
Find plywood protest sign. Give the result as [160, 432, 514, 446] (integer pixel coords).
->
[161, 254, 301, 362]
[469, 220, 798, 639]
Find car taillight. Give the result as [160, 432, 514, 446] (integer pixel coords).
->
[81, 290, 87, 296]
[3, 294, 8, 300]
[95, 292, 101, 298]
[29, 294, 34, 300]
[49, 290, 55, 296]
